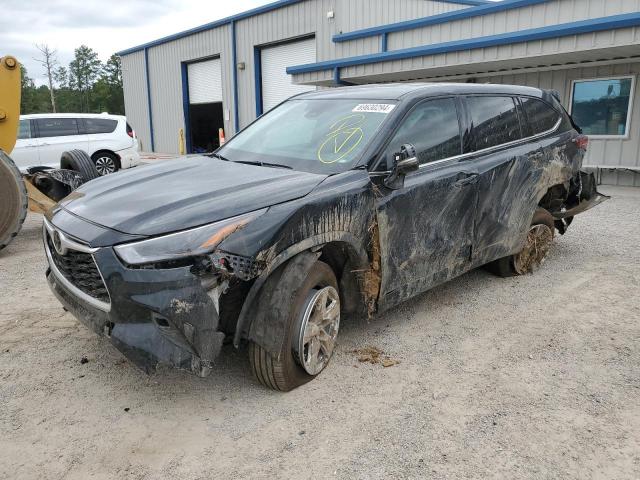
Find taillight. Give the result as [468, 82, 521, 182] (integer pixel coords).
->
[573, 134, 588, 151]
[126, 122, 135, 138]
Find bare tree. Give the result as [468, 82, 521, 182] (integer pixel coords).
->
[34, 44, 58, 113]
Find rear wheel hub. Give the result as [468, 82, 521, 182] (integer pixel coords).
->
[514, 224, 554, 274]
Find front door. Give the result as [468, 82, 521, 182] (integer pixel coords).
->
[10, 119, 39, 170]
[375, 97, 479, 310]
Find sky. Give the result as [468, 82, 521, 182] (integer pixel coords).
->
[1, 0, 268, 85]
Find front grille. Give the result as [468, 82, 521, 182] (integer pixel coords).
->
[46, 234, 109, 303]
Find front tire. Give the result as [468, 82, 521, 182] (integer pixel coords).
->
[249, 260, 340, 391]
[487, 208, 556, 277]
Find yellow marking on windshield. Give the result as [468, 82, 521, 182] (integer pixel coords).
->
[317, 114, 366, 164]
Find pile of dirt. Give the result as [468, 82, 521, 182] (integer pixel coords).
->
[353, 346, 399, 367]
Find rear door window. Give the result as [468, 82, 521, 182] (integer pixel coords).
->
[383, 97, 461, 168]
[83, 118, 118, 134]
[520, 97, 561, 135]
[467, 96, 522, 151]
[35, 118, 80, 138]
[17, 119, 31, 139]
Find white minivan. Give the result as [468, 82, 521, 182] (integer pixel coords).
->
[12, 113, 141, 175]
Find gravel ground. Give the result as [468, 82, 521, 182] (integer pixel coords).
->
[1, 186, 639, 480]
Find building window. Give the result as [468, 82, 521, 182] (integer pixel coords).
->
[570, 77, 635, 137]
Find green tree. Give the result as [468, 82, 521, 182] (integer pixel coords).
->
[20, 66, 52, 114]
[68, 45, 102, 112]
[92, 54, 124, 114]
[19, 45, 125, 116]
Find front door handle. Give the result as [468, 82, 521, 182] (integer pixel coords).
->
[454, 173, 479, 187]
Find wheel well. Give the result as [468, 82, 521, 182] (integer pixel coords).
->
[91, 149, 121, 165]
[538, 182, 569, 213]
[318, 241, 368, 315]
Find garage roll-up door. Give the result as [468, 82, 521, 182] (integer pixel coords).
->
[188, 58, 223, 104]
[261, 37, 316, 112]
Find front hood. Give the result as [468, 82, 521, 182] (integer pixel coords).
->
[59, 156, 327, 236]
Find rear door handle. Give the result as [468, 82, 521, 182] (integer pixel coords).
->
[454, 173, 479, 187]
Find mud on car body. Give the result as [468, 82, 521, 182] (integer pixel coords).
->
[44, 83, 607, 390]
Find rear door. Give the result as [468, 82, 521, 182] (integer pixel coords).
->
[463, 95, 538, 267]
[34, 117, 89, 167]
[10, 119, 39, 169]
[83, 117, 124, 154]
[375, 97, 479, 309]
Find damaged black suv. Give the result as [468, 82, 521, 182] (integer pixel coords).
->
[44, 84, 607, 390]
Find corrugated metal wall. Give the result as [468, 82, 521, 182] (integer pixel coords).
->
[147, 25, 233, 154]
[118, 0, 640, 185]
[121, 51, 151, 151]
[120, 0, 465, 153]
[234, 0, 463, 131]
[337, 0, 640, 82]
[386, 0, 640, 51]
[474, 63, 640, 187]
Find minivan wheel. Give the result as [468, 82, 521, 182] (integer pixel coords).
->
[487, 208, 556, 277]
[91, 152, 120, 176]
[249, 260, 340, 391]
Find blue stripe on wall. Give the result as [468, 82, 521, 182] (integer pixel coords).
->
[144, 48, 155, 152]
[254, 47, 264, 117]
[288, 12, 640, 75]
[231, 21, 240, 133]
[333, 0, 549, 43]
[180, 62, 192, 154]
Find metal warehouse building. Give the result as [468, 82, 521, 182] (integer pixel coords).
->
[117, 0, 640, 186]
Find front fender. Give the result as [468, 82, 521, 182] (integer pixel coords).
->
[231, 231, 370, 349]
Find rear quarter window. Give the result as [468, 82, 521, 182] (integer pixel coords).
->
[520, 97, 561, 135]
[83, 118, 118, 134]
[467, 96, 522, 151]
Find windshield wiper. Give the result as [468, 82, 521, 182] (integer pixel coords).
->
[210, 152, 231, 162]
[233, 160, 293, 170]
[210, 153, 292, 170]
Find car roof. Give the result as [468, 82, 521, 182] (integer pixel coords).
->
[296, 82, 545, 101]
[21, 113, 125, 120]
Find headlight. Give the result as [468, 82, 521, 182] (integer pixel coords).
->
[114, 209, 267, 266]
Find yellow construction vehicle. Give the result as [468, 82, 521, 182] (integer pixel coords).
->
[0, 55, 99, 251]
[0, 55, 28, 250]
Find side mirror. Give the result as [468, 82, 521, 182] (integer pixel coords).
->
[384, 144, 419, 190]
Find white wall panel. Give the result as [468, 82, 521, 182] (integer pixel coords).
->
[121, 51, 151, 152]
[188, 59, 223, 104]
[261, 38, 316, 111]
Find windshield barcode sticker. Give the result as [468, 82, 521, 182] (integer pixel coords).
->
[352, 104, 396, 114]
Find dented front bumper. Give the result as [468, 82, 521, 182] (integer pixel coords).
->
[45, 243, 225, 376]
